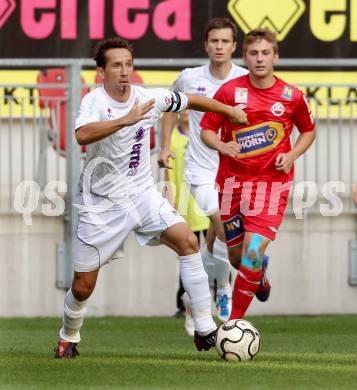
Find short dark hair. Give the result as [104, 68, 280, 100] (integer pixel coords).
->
[243, 28, 278, 54]
[94, 37, 134, 68]
[204, 18, 237, 42]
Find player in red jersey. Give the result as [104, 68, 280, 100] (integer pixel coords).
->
[200, 28, 316, 319]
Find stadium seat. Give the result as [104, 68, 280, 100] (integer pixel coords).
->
[37, 68, 89, 155]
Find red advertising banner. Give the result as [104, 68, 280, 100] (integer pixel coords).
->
[0, 0, 356, 59]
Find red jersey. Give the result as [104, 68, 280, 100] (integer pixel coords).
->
[200, 75, 315, 189]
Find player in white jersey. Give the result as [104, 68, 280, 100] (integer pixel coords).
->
[54, 37, 248, 358]
[158, 19, 248, 328]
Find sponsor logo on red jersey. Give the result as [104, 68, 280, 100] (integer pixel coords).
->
[281, 86, 293, 101]
[235, 88, 248, 103]
[232, 121, 284, 158]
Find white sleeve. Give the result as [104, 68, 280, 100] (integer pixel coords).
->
[75, 93, 101, 130]
[171, 70, 186, 92]
[156, 89, 188, 113]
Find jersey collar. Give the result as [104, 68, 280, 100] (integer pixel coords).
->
[101, 85, 135, 109]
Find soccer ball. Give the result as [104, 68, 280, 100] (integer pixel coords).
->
[215, 319, 260, 362]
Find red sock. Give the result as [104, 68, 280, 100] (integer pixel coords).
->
[230, 266, 263, 320]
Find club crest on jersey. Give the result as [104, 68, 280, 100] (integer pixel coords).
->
[223, 214, 244, 243]
[281, 86, 293, 101]
[271, 102, 285, 116]
[235, 88, 248, 103]
[232, 121, 284, 158]
[107, 108, 114, 119]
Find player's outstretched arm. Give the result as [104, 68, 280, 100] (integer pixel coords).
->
[158, 112, 178, 169]
[275, 129, 316, 173]
[201, 129, 240, 158]
[76, 98, 155, 145]
[186, 94, 248, 125]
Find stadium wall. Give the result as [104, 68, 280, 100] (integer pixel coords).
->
[1, 188, 357, 317]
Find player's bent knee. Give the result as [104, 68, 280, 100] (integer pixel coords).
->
[72, 286, 92, 301]
[178, 231, 200, 255]
[184, 232, 200, 253]
[246, 246, 260, 261]
[242, 234, 265, 271]
[72, 281, 95, 301]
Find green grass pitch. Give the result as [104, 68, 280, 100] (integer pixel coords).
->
[1, 316, 357, 389]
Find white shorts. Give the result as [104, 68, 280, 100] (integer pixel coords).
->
[189, 183, 219, 217]
[74, 186, 185, 272]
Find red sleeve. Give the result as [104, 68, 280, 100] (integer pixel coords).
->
[200, 86, 230, 133]
[292, 92, 315, 133]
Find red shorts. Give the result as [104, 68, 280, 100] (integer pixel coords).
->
[218, 181, 291, 246]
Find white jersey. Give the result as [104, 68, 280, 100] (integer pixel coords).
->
[172, 64, 248, 185]
[75, 85, 187, 200]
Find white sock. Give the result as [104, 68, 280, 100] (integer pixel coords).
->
[201, 243, 215, 289]
[179, 252, 216, 333]
[59, 289, 88, 343]
[213, 238, 232, 295]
